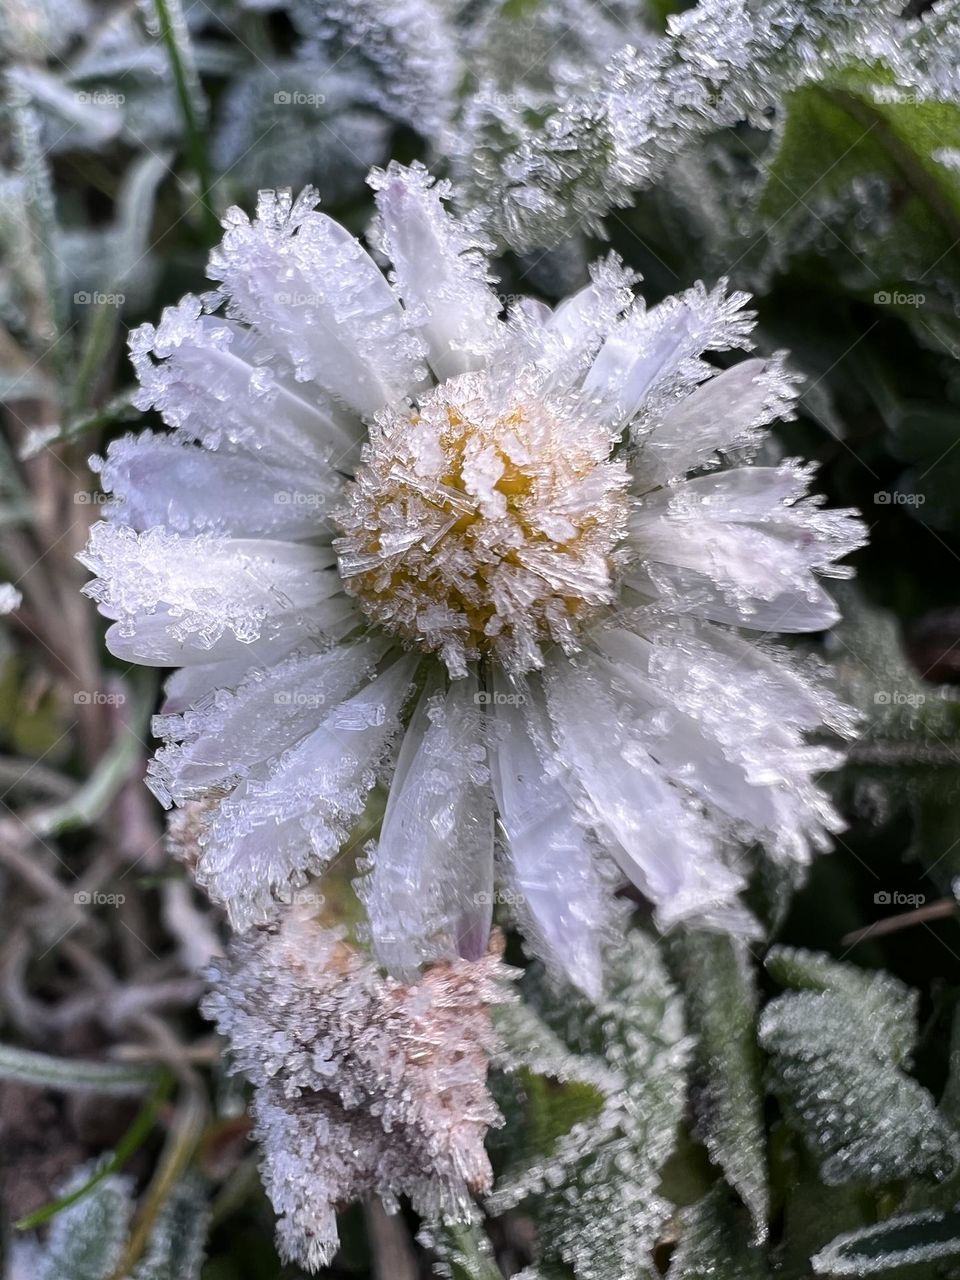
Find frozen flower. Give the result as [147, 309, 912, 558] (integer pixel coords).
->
[202, 913, 511, 1271]
[79, 161, 865, 998]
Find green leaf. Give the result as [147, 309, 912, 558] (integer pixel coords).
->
[668, 1184, 770, 1280]
[0, 1043, 161, 1095]
[668, 931, 769, 1238]
[811, 1208, 960, 1275]
[754, 70, 960, 336]
[490, 930, 691, 1280]
[150, 0, 217, 239]
[760, 948, 958, 1185]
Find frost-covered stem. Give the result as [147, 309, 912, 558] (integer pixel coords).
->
[152, 0, 218, 240]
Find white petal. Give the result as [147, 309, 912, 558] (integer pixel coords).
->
[80, 524, 343, 660]
[372, 161, 502, 381]
[94, 432, 342, 540]
[208, 189, 427, 416]
[596, 621, 851, 866]
[580, 280, 755, 432]
[627, 462, 866, 632]
[489, 672, 609, 999]
[129, 298, 362, 469]
[631, 355, 798, 489]
[197, 653, 419, 929]
[104, 598, 357, 669]
[361, 667, 495, 975]
[544, 657, 746, 928]
[150, 636, 392, 806]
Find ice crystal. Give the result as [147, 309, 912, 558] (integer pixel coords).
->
[811, 1209, 960, 1276]
[451, 0, 911, 251]
[760, 948, 959, 1185]
[81, 161, 865, 988]
[202, 913, 513, 1272]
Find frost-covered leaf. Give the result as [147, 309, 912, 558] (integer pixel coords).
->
[289, 0, 459, 137]
[668, 1184, 769, 1280]
[130, 1174, 209, 1280]
[753, 65, 960, 344]
[212, 62, 389, 202]
[811, 1208, 960, 1275]
[490, 930, 691, 1280]
[760, 947, 959, 1185]
[454, 0, 909, 251]
[824, 588, 960, 892]
[35, 1169, 134, 1280]
[667, 930, 769, 1237]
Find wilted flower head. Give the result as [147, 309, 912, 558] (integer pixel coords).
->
[80, 160, 865, 997]
[202, 913, 511, 1271]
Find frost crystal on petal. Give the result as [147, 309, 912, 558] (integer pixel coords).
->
[79, 175, 865, 987]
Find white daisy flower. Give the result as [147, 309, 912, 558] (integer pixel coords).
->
[79, 161, 865, 998]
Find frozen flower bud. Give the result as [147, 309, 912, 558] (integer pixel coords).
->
[202, 914, 514, 1272]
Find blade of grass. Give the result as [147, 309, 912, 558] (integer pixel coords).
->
[15, 1072, 174, 1231]
[151, 0, 219, 242]
[0, 1043, 162, 1095]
